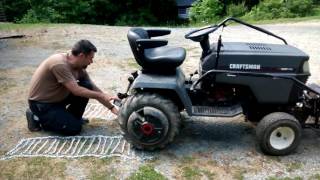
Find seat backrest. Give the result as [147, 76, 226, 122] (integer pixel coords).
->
[127, 28, 149, 67]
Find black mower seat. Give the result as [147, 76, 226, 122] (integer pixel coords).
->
[127, 27, 186, 71]
[144, 46, 185, 68]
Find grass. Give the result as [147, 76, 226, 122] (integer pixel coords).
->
[0, 22, 57, 31]
[0, 22, 112, 31]
[232, 168, 246, 180]
[186, 15, 320, 27]
[177, 155, 216, 180]
[128, 165, 167, 180]
[182, 166, 202, 180]
[309, 174, 320, 180]
[89, 166, 117, 180]
[1, 14, 319, 33]
[0, 157, 66, 179]
[194, 15, 320, 28]
[126, 59, 140, 69]
[181, 166, 217, 180]
[266, 156, 281, 163]
[0, 22, 101, 31]
[180, 155, 196, 164]
[80, 157, 117, 180]
[267, 176, 303, 180]
[0, 157, 121, 180]
[201, 169, 216, 180]
[179, 155, 200, 180]
[242, 15, 320, 25]
[286, 162, 303, 172]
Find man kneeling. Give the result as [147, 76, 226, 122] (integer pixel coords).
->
[27, 40, 118, 135]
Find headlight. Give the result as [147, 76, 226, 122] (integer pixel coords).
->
[303, 61, 310, 73]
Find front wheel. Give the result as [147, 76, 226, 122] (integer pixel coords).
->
[256, 112, 302, 156]
[118, 93, 181, 150]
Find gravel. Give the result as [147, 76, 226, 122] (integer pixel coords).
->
[0, 20, 320, 179]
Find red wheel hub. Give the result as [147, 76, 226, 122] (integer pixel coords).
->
[141, 122, 154, 136]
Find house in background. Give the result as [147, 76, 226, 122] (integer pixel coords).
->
[176, 0, 197, 19]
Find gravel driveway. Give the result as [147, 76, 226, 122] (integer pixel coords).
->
[0, 20, 320, 179]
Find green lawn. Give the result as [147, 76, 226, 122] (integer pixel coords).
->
[1, 15, 320, 32]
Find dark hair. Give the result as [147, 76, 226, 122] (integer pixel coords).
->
[71, 39, 97, 56]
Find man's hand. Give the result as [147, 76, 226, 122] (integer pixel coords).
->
[99, 93, 111, 102]
[98, 93, 119, 116]
[109, 96, 120, 101]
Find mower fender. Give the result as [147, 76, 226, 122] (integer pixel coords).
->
[131, 69, 192, 114]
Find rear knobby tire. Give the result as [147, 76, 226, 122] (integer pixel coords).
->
[118, 93, 181, 150]
[256, 112, 302, 156]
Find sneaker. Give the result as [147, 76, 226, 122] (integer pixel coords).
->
[81, 118, 89, 125]
[26, 108, 41, 132]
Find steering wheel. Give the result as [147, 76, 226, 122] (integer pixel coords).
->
[185, 25, 219, 42]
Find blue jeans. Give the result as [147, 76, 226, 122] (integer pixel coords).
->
[29, 80, 93, 135]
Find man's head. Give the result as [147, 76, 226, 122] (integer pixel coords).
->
[71, 40, 97, 69]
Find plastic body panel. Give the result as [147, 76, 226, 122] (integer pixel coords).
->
[131, 68, 193, 114]
[201, 42, 310, 104]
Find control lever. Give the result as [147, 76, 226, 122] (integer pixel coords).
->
[117, 93, 128, 99]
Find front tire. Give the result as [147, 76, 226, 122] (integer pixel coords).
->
[118, 93, 181, 150]
[256, 112, 302, 156]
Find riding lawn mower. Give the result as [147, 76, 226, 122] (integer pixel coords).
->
[116, 17, 320, 156]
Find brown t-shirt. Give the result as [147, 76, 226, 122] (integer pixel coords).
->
[28, 54, 89, 103]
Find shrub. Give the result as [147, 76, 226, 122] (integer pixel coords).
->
[227, 2, 248, 17]
[5, 0, 178, 25]
[245, 0, 288, 20]
[286, 0, 313, 17]
[190, 0, 224, 23]
[18, 7, 62, 23]
[115, 11, 157, 26]
[2, 0, 30, 22]
[244, 0, 314, 20]
[18, 9, 42, 23]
